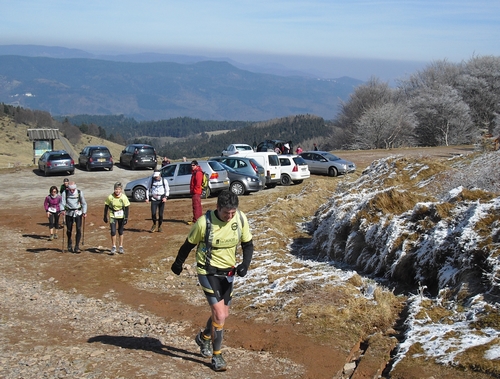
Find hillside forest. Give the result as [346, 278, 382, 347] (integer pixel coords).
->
[2, 55, 499, 159]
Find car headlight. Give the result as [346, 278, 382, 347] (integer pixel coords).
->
[246, 177, 258, 182]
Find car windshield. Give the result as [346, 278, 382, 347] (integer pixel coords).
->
[208, 161, 225, 172]
[139, 148, 155, 155]
[249, 159, 263, 169]
[50, 153, 71, 160]
[218, 162, 236, 173]
[236, 145, 252, 151]
[91, 150, 111, 157]
[321, 153, 340, 161]
[293, 156, 307, 165]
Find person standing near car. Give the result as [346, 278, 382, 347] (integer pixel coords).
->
[103, 182, 130, 254]
[60, 178, 69, 196]
[171, 190, 253, 372]
[189, 160, 203, 224]
[146, 171, 169, 232]
[44, 186, 63, 240]
[61, 181, 87, 253]
[161, 156, 170, 167]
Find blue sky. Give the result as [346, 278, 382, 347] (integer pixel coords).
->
[2, 0, 500, 80]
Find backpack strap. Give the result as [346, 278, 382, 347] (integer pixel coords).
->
[149, 177, 166, 197]
[64, 189, 82, 210]
[202, 209, 244, 270]
[204, 210, 214, 269]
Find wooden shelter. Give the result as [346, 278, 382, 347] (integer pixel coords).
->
[27, 129, 60, 164]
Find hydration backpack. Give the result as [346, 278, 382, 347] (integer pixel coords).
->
[201, 171, 209, 190]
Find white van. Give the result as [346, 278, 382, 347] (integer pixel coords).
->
[235, 151, 281, 188]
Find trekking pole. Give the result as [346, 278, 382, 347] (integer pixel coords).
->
[61, 219, 65, 253]
[82, 216, 85, 246]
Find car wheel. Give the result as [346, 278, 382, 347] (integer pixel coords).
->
[130, 161, 136, 170]
[69, 170, 75, 175]
[293, 180, 303, 185]
[44, 168, 49, 177]
[109, 165, 113, 171]
[132, 186, 147, 202]
[281, 174, 292, 186]
[328, 167, 338, 177]
[119, 158, 124, 167]
[86, 162, 91, 171]
[230, 181, 245, 195]
[266, 183, 277, 188]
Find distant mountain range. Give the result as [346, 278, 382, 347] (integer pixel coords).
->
[0, 45, 363, 121]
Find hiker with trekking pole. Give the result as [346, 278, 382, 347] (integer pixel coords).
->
[61, 181, 87, 254]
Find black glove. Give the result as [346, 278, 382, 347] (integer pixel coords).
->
[103, 217, 108, 223]
[171, 261, 183, 275]
[123, 219, 128, 225]
[236, 264, 248, 277]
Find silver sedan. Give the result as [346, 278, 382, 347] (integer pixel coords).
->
[299, 151, 356, 177]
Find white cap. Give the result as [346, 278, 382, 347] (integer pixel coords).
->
[153, 171, 161, 177]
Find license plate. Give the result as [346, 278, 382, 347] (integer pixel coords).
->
[271, 174, 276, 178]
[98, 158, 105, 162]
[224, 180, 229, 185]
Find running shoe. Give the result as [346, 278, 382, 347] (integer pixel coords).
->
[195, 332, 212, 358]
[211, 353, 227, 371]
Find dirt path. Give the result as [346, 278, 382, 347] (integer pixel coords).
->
[0, 145, 482, 378]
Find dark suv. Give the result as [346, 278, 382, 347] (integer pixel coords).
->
[78, 145, 113, 171]
[119, 144, 157, 170]
[256, 139, 292, 154]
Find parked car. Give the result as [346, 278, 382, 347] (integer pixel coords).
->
[124, 160, 229, 201]
[209, 156, 265, 188]
[278, 155, 310, 185]
[218, 162, 263, 196]
[299, 151, 356, 177]
[78, 145, 113, 171]
[221, 143, 254, 156]
[38, 150, 75, 176]
[235, 151, 281, 188]
[256, 139, 292, 154]
[119, 144, 157, 170]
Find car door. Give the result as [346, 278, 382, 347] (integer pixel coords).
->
[78, 147, 88, 166]
[312, 153, 329, 174]
[301, 152, 319, 173]
[160, 164, 179, 195]
[38, 152, 48, 171]
[175, 162, 194, 194]
[122, 146, 133, 166]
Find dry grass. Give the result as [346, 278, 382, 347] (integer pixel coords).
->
[296, 283, 404, 349]
[0, 116, 127, 168]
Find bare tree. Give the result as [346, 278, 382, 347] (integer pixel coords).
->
[410, 84, 473, 146]
[459, 55, 500, 134]
[34, 110, 53, 128]
[334, 77, 393, 147]
[353, 102, 416, 149]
